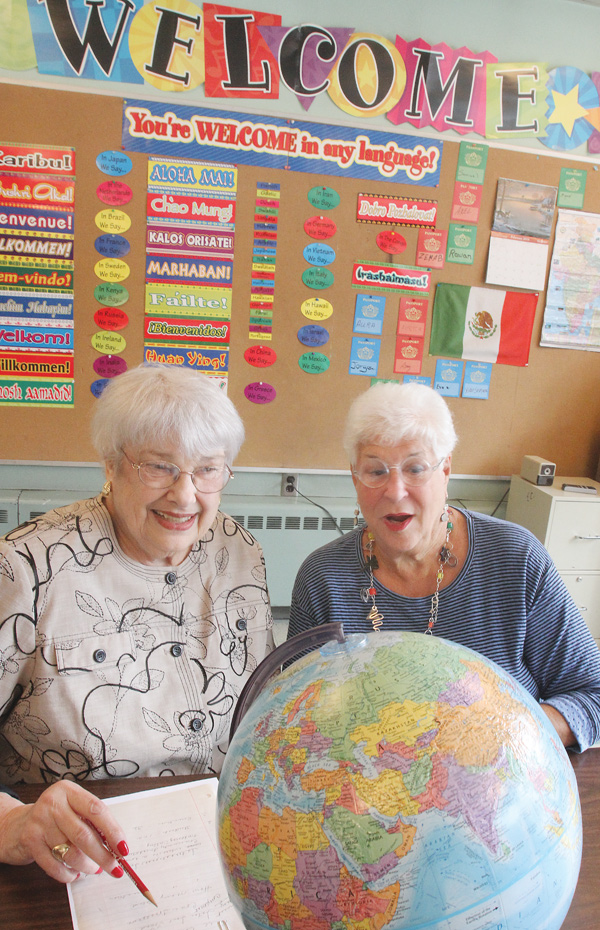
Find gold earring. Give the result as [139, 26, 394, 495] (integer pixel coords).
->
[353, 502, 360, 527]
[101, 480, 112, 496]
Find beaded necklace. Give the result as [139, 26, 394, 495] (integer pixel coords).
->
[362, 510, 457, 634]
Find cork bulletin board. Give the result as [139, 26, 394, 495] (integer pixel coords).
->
[2, 84, 599, 476]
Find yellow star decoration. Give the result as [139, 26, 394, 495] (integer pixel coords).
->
[548, 85, 588, 136]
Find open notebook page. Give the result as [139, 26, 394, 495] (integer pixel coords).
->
[67, 779, 244, 930]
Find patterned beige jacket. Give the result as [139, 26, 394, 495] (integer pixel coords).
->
[0, 497, 274, 783]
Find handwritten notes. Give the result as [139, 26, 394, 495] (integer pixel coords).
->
[67, 779, 243, 930]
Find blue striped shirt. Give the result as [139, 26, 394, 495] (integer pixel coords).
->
[288, 509, 600, 751]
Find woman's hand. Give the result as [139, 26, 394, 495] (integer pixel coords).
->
[0, 781, 129, 883]
[541, 703, 577, 748]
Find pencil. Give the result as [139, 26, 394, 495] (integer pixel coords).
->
[117, 856, 158, 907]
[85, 819, 158, 907]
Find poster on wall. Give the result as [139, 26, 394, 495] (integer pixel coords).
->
[541, 208, 600, 351]
[0, 142, 75, 406]
[144, 156, 236, 384]
[485, 178, 557, 291]
[122, 100, 443, 186]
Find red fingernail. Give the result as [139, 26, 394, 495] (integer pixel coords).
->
[117, 840, 129, 857]
[95, 867, 103, 875]
[111, 865, 124, 878]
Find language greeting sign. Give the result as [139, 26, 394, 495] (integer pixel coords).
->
[123, 100, 443, 185]
[144, 344, 229, 374]
[352, 261, 431, 294]
[357, 194, 438, 228]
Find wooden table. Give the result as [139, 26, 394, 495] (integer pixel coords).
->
[1, 753, 598, 929]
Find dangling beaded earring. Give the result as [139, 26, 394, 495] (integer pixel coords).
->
[101, 480, 112, 497]
[440, 503, 450, 522]
[353, 502, 361, 527]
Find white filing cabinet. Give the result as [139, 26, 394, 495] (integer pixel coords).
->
[506, 475, 600, 645]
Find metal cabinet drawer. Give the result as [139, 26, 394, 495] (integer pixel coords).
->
[561, 572, 600, 643]
[546, 501, 600, 571]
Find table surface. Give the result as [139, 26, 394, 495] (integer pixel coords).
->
[1, 752, 598, 930]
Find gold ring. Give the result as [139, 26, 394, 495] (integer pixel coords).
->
[51, 843, 71, 863]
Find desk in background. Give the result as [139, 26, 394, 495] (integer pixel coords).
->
[1, 756, 598, 930]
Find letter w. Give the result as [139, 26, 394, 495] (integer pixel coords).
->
[40, 0, 135, 76]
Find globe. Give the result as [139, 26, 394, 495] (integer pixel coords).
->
[217, 630, 582, 930]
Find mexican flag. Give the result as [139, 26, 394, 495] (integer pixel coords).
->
[430, 284, 538, 366]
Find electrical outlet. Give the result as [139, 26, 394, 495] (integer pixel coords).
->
[281, 473, 299, 497]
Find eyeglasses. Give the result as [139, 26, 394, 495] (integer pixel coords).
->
[352, 455, 443, 489]
[122, 450, 233, 493]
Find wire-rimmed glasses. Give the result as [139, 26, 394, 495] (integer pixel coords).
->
[122, 450, 233, 493]
[352, 455, 443, 489]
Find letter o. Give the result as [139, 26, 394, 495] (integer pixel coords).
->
[328, 33, 406, 117]
[252, 127, 268, 148]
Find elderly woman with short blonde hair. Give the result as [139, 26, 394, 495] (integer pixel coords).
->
[0, 364, 273, 883]
[289, 380, 600, 752]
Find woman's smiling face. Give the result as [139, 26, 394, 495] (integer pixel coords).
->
[104, 445, 225, 566]
[353, 440, 451, 561]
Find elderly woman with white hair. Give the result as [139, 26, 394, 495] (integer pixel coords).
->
[288, 380, 600, 752]
[0, 364, 273, 880]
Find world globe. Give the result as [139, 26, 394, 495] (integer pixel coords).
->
[217, 630, 582, 930]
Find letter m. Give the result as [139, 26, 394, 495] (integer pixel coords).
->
[406, 48, 483, 128]
[39, 0, 136, 76]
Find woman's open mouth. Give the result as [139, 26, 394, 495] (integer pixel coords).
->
[384, 513, 413, 529]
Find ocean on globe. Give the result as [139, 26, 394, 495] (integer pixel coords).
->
[217, 630, 582, 930]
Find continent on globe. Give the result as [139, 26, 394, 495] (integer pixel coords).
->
[218, 631, 582, 930]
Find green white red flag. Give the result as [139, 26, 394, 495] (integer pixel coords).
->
[430, 284, 538, 366]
